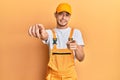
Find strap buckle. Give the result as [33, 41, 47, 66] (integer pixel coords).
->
[53, 38, 57, 44]
[68, 38, 73, 41]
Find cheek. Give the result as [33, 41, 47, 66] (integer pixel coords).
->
[58, 16, 63, 20]
[56, 17, 61, 21]
[66, 17, 70, 21]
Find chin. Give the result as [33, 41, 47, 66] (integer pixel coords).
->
[60, 24, 67, 27]
[59, 23, 68, 26]
[57, 21, 68, 27]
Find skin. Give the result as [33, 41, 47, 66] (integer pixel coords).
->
[28, 11, 85, 61]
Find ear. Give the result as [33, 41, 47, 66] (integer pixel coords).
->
[54, 12, 57, 18]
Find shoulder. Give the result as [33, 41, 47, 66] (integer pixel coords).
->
[45, 29, 52, 33]
[45, 29, 52, 35]
[72, 28, 82, 35]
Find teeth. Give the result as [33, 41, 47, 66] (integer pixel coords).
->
[61, 20, 65, 22]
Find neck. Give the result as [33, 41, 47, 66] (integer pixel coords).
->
[56, 24, 68, 29]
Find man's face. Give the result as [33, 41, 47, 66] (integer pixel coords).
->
[55, 11, 71, 27]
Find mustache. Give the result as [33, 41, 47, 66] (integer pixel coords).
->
[60, 18, 67, 21]
[60, 19, 67, 21]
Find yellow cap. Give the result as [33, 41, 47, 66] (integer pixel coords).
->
[56, 3, 72, 14]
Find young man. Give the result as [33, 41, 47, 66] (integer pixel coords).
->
[28, 3, 85, 80]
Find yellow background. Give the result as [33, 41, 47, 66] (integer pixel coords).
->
[0, 0, 120, 80]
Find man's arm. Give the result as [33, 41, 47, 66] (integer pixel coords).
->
[66, 40, 85, 61]
[74, 45, 84, 61]
[28, 24, 48, 40]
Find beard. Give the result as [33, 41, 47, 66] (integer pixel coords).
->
[57, 20, 68, 27]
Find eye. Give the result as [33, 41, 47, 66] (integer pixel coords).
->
[57, 12, 71, 16]
[66, 13, 70, 16]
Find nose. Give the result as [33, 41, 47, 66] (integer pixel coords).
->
[62, 14, 66, 19]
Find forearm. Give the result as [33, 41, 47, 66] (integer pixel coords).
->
[74, 45, 85, 61]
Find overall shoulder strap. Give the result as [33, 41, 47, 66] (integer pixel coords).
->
[51, 29, 57, 49]
[68, 28, 74, 41]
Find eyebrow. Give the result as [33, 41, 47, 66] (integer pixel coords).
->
[58, 12, 70, 15]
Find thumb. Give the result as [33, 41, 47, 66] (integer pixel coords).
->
[70, 40, 76, 43]
[37, 24, 45, 30]
[66, 40, 71, 45]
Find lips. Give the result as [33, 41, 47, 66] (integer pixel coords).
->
[60, 19, 66, 23]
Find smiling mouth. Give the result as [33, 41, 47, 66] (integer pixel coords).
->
[60, 20, 66, 23]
